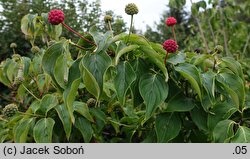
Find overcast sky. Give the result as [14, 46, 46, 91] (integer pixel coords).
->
[97, 0, 203, 31]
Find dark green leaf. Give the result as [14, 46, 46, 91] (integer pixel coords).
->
[75, 116, 93, 143]
[33, 118, 55, 143]
[114, 62, 136, 105]
[139, 73, 169, 120]
[81, 52, 112, 99]
[73, 101, 94, 122]
[165, 93, 195, 112]
[175, 63, 202, 100]
[213, 120, 235, 143]
[55, 104, 72, 140]
[207, 101, 237, 131]
[39, 94, 58, 116]
[155, 113, 181, 142]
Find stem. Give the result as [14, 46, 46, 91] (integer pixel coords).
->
[219, 5, 230, 56]
[164, 52, 169, 66]
[61, 22, 96, 46]
[108, 21, 113, 36]
[196, 17, 209, 53]
[22, 84, 41, 101]
[68, 41, 87, 50]
[208, 19, 216, 46]
[243, 33, 250, 58]
[127, 15, 134, 43]
[18, 112, 44, 118]
[172, 26, 177, 44]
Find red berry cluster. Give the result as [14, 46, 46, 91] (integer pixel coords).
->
[163, 39, 178, 53]
[166, 17, 177, 26]
[163, 17, 178, 65]
[48, 10, 65, 25]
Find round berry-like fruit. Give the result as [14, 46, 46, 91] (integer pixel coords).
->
[87, 98, 96, 107]
[163, 39, 178, 53]
[2, 104, 18, 118]
[10, 43, 17, 48]
[125, 3, 139, 15]
[104, 15, 112, 23]
[166, 17, 177, 26]
[31, 46, 41, 54]
[214, 45, 223, 53]
[48, 9, 65, 25]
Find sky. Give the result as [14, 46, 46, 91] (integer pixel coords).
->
[0, 0, 205, 31]
[96, 0, 204, 32]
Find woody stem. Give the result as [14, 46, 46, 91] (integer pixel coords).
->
[61, 22, 96, 46]
[164, 52, 169, 66]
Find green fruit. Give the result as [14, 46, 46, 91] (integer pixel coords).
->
[125, 3, 139, 15]
[31, 46, 41, 53]
[87, 98, 96, 107]
[10, 43, 17, 48]
[214, 45, 223, 54]
[2, 103, 18, 117]
[104, 15, 112, 23]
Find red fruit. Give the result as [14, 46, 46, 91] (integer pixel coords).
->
[48, 9, 65, 25]
[163, 39, 178, 53]
[166, 17, 177, 26]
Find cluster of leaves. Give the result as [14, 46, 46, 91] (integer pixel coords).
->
[0, 7, 250, 143]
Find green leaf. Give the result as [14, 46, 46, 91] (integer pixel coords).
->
[139, 73, 169, 120]
[207, 101, 237, 131]
[114, 62, 136, 105]
[216, 72, 245, 110]
[80, 52, 112, 99]
[155, 113, 181, 142]
[115, 45, 139, 65]
[6, 60, 18, 82]
[29, 100, 41, 114]
[165, 93, 195, 112]
[167, 53, 186, 65]
[0, 67, 11, 87]
[73, 101, 94, 122]
[55, 104, 72, 140]
[42, 40, 69, 89]
[219, 57, 244, 81]
[130, 58, 149, 106]
[175, 63, 202, 100]
[39, 94, 58, 116]
[231, 126, 250, 143]
[63, 79, 81, 124]
[201, 71, 216, 102]
[191, 105, 208, 131]
[89, 26, 113, 54]
[140, 45, 169, 81]
[33, 118, 55, 143]
[80, 65, 100, 99]
[213, 120, 235, 143]
[22, 57, 31, 77]
[75, 116, 93, 143]
[54, 54, 68, 89]
[192, 54, 211, 66]
[21, 14, 37, 36]
[67, 58, 81, 85]
[14, 118, 35, 143]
